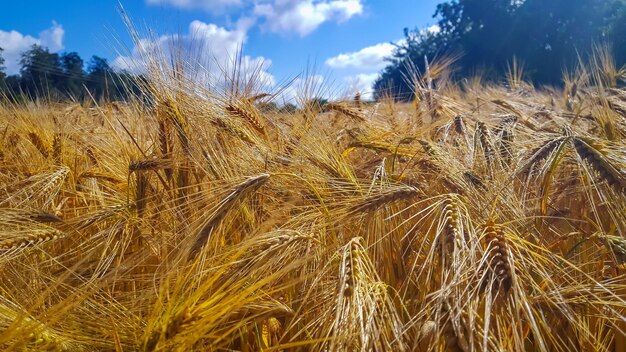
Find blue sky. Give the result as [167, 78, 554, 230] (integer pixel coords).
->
[0, 0, 441, 99]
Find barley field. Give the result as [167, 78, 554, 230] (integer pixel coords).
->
[0, 50, 625, 351]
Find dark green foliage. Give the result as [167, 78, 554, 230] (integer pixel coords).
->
[60, 52, 85, 98]
[85, 56, 111, 100]
[258, 101, 278, 112]
[0, 47, 5, 80]
[375, 0, 626, 100]
[307, 97, 328, 110]
[278, 103, 297, 113]
[19, 45, 63, 96]
[373, 28, 444, 101]
[0, 45, 138, 101]
[0, 47, 6, 95]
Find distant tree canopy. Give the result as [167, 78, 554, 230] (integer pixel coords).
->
[0, 47, 6, 81]
[0, 44, 138, 101]
[374, 0, 626, 100]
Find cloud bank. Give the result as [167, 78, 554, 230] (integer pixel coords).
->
[0, 22, 65, 75]
[254, 0, 363, 37]
[145, 0, 364, 37]
[325, 42, 395, 70]
[112, 20, 274, 87]
[324, 25, 440, 99]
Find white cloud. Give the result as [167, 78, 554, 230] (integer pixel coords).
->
[276, 74, 326, 105]
[113, 20, 247, 71]
[254, 0, 363, 37]
[146, 0, 242, 12]
[325, 42, 395, 70]
[112, 20, 275, 88]
[0, 22, 65, 75]
[323, 40, 395, 99]
[189, 19, 247, 52]
[324, 23, 440, 99]
[325, 23, 439, 72]
[39, 21, 65, 52]
[344, 73, 378, 100]
[146, 0, 363, 36]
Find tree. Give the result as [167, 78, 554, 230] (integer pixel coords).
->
[60, 52, 85, 97]
[1, 47, 142, 101]
[86, 56, 111, 99]
[374, 0, 626, 100]
[278, 103, 297, 113]
[87, 56, 111, 76]
[5, 75, 20, 89]
[431, 0, 615, 83]
[19, 45, 63, 97]
[258, 101, 278, 112]
[0, 47, 6, 92]
[434, 0, 520, 74]
[85, 56, 142, 101]
[509, 0, 612, 83]
[373, 28, 446, 100]
[0, 47, 6, 80]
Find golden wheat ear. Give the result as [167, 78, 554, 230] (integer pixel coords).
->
[572, 137, 626, 192]
[347, 186, 421, 214]
[325, 237, 408, 351]
[325, 102, 367, 122]
[0, 229, 65, 255]
[129, 156, 174, 172]
[27, 131, 50, 158]
[453, 114, 467, 135]
[24, 210, 63, 223]
[516, 136, 568, 176]
[225, 100, 267, 135]
[187, 173, 270, 261]
[480, 221, 512, 295]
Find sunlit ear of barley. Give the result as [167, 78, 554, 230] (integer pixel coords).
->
[187, 173, 270, 260]
[293, 237, 408, 351]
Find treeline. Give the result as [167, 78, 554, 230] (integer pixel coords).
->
[375, 0, 626, 100]
[0, 45, 138, 101]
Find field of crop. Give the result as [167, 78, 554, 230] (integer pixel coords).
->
[0, 51, 625, 351]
